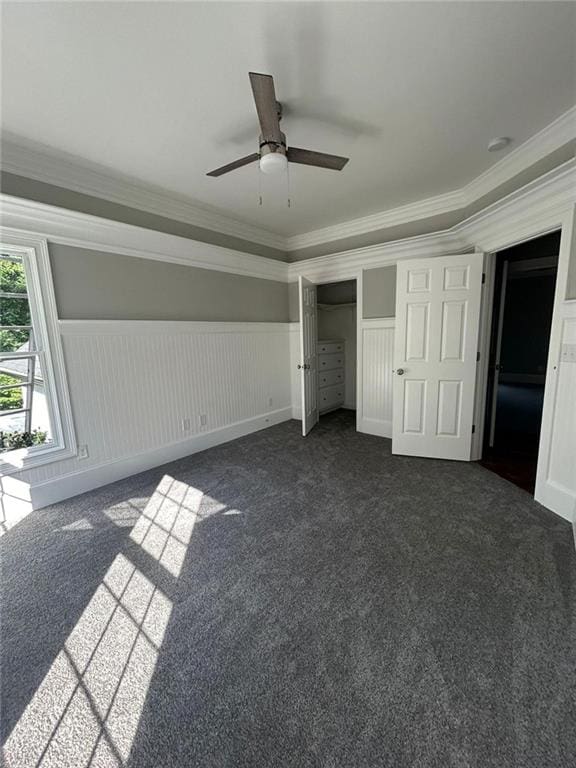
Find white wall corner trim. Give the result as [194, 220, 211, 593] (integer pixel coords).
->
[0, 197, 290, 282]
[533, 198, 576, 522]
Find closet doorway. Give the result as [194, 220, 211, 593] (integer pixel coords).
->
[480, 231, 560, 493]
[316, 280, 357, 423]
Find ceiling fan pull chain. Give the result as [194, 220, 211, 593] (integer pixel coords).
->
[258, 163, 263, 207]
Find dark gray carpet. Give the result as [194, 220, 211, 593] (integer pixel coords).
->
[1, 410, 575, 768]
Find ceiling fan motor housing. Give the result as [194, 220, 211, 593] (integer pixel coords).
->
[259, 131, 287, 157]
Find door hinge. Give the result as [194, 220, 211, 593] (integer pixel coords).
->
[482, 273, 486, 284]
[472, 424, 476, 434]
[476, 351, 480, 362]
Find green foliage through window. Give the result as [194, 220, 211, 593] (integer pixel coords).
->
[0, 428, 48, 453]
[1, 257, 31, 352]
[0, 373, 23, 411]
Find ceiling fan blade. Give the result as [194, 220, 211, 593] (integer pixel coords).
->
[206, 153, 260, 177]
[249, 72, 282, 144]
[287, 147, 349, 171]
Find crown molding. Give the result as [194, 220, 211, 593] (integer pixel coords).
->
[1, 149, 574, 288]
[464, 106, 576, 203]
[286, 189, 467, 251]
[0, 195, 289, 283]
[458, 159, 576, 251]
[285, 105, 576, 251]
[2, 107, 574, 258]
[287, 230, 467, 283]
[0, 138, 286, 252]
[289, 159, 576, 282]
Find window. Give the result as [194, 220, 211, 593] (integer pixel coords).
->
[0, 235, 76, 472]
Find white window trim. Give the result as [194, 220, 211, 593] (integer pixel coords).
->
[0, 232, 77, 473]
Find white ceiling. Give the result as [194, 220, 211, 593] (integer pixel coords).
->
[1, 1, 575, 239]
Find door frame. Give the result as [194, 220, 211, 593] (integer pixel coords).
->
[296, 272, 362, 430]
[470, 211, 574, 516]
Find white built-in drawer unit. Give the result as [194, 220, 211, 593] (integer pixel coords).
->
[318, 339, 345, 413]
[318, 340, 344, 355]
[318, 369, 344, 388]
[318, 352, 345, 372]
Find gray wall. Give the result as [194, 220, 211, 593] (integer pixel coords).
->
[49, 244, 290, 322]
[288, 282, 299, 322]
[288, 268, 396, 322]
[1, 171, 287, 262]
[362, 265, 396, 318]
[317, 280, 356, 305]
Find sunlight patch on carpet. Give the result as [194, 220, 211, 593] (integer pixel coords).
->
[2, 475, 204, 768]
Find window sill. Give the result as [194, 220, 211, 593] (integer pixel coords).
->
[0, 442, 77, 475]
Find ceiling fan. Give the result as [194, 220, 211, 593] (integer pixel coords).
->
[207, 72, 349, 177]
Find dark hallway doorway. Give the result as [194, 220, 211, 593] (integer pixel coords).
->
[480, 231, 560, 493]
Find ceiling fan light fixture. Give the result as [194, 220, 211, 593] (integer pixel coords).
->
[259, 150, 288, 175]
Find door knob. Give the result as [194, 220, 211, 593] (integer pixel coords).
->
[396, 368, 405, 375]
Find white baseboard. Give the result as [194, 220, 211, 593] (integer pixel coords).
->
[357, 417, 392, 439]
[30, 407, 292, 511]
[535, 479, 575, 523]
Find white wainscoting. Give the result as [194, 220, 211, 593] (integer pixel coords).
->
[1, 320, 293, 513]
[535, 304, 576, 522]
[288, 324, 302, 420]
[358, 318, 395, 438]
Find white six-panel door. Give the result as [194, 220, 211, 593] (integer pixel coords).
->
[299, 276, 319, 436]
[392, 253, 483, 460]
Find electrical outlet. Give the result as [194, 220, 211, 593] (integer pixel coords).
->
[181, 417, 191, 432]
[560, 343, 576, 363]
[78, 444, 89, 460]
[199, 414, 208, 429]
